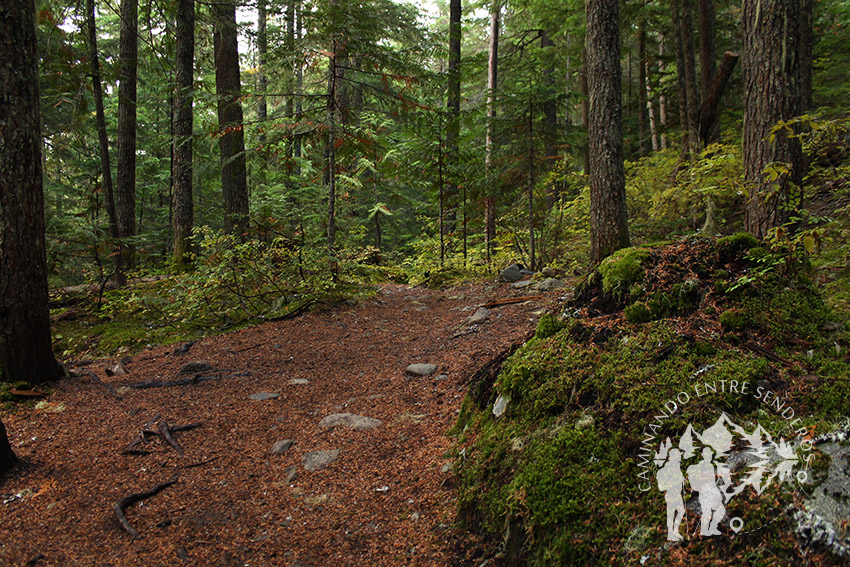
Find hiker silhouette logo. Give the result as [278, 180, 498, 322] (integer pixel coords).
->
[653, 412, 805, 541]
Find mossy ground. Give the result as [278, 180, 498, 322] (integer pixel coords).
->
[453, 237, 849, 566]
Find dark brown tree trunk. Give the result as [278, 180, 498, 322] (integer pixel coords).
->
[0, 419, 15, 476]
[116, 0, 138, 279]
[445, 0, 461, 236]
[0, 0, 63, 385]
[293, 0, 303, 164]
[172, 0, 194, 269]
[743, 0, 804, 237]
[637, 18, 651, 156]
[214, 0, 249, 236]
[799, 0, 814, 111]
[681, 0, 700, 154]
[587, 0, 630, 264]
[326, 45, 338, 255]
[484, 0, 499, 264]
[698, 51, 738, 146]
[257, 0, 268, 140]
[658, 34, 670, 149]
[541, 30, 558, 210]
[698, 0, 717, 144]
[85, 0, 119, 274]
[671, 0, 690, 156]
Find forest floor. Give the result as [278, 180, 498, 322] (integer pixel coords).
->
[0, 280, 563, 567]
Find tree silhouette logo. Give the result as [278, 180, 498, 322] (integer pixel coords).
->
[653, 412, 805, 541]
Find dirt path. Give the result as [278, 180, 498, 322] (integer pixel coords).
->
[0, 281, 560, 566]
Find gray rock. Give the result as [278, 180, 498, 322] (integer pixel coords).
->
[440, 461, 454, 474]
[498, 264, 523, 282]
[534, 277, 565, 291]
[302, 449, 339, 471]
[284, 465, 298, 483]
[249, 392, 280, 401]
[319, 413, 383, 431]
[466, 307, 490, 325]
[178, 361, 212, 374]
[271, 439, 294, 455]
[493, 394, 510, 418]
[434, 374, 449, 381]
[406, 363, 437, 376]
[519, 268, 535, 276]
[511, 280, 534, 289]
[289, 378, 310, 385]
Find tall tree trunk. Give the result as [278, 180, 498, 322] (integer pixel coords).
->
[0, 0, 63, 385]
[214, 0, 249, 236]
[541, 30, 558, 209]
[257, 0, 268, 141]
[116, 0, 138, 279]
[698, 0, 717, 144]
[0, 419, 15, 476]
[580, 52, 590, 175]
[587, 0, 630, 264]
[527, 97, 536, 270]
[671, 0, 691, 156]
[172, 0, 194, 269]
[799, 0, 814, 112]
[681, 0, 700, 154]
[484, 0, 499, 264]
[645, 52, 660, 151]
[637, 18, 651, 156]
[293, 0, 303, 164]
[743, 0, 804, 238]
[85, 0, 119, 276]
[658, 34, 669, 150]
[326, 45, 338, 257]
[445, 0, 461, 237]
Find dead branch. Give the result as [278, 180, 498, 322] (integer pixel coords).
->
[182, 456, 220, 469]
[481, 295, 544, 309]
[743, 342, 795, 367]
[80, 370, 120, 399]
[113, 476, 179, 537]
[124, 372, 250, 390]
[157, 421, 184, 456]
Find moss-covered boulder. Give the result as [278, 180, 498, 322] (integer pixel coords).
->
[452, 238, 849, 565]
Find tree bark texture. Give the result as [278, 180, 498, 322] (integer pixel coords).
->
[445, 0, 461, 236]
[172, 0, 194, 269]
[484, 0, 499, 262]
[214, 0, 249, 236]
[586, 0, 630, 265]
[799, 0, 814, 111]
[637, 19, 651, 155]
[0, 0, 64, 384]
[257, 0, 268, 138]
[681, 0, 700, 154]
[116, 0, 138, 275]
[698, 0, 718, 144]
[671, 0, 691, 156]
[742, 0, 804, 238]
[85, 0, 119, 263]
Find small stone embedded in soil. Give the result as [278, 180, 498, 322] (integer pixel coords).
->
[440, 462, 454, 474]
[434, 374, 449, 381]
[271, 439, 294, 454]
[249, 392, 280, 401]
[289, 378, 310, 385]
[493, 394, 509, 418]
[284, 465, 298, 483]
[499, 264, 524, 282]
[302, 449, 339, 471]
[319, 413, 382, 430]
[466, 307, 491, 325]
[511, 280, 535, 289]
[406, 363, 437, 376]
[178, 361, 212, 374]
[534, 277, 565, 291]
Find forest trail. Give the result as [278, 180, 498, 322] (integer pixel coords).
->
[1, 281, 561, 566]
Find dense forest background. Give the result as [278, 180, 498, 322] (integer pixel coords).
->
[15, 0, 850, 355]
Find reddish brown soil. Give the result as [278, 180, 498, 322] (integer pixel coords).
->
[0, 281, 561, 567]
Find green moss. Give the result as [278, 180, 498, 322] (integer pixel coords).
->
[598, 247, 650, 298]
[624, 302, 652, 323]
[535, 313, 567, 340]
[718, 231, 760, 252]
[719, 308, 750, 332]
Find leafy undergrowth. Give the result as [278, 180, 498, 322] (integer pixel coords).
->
[49, 231, 398, 359]
[452, 236, 850, 566]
